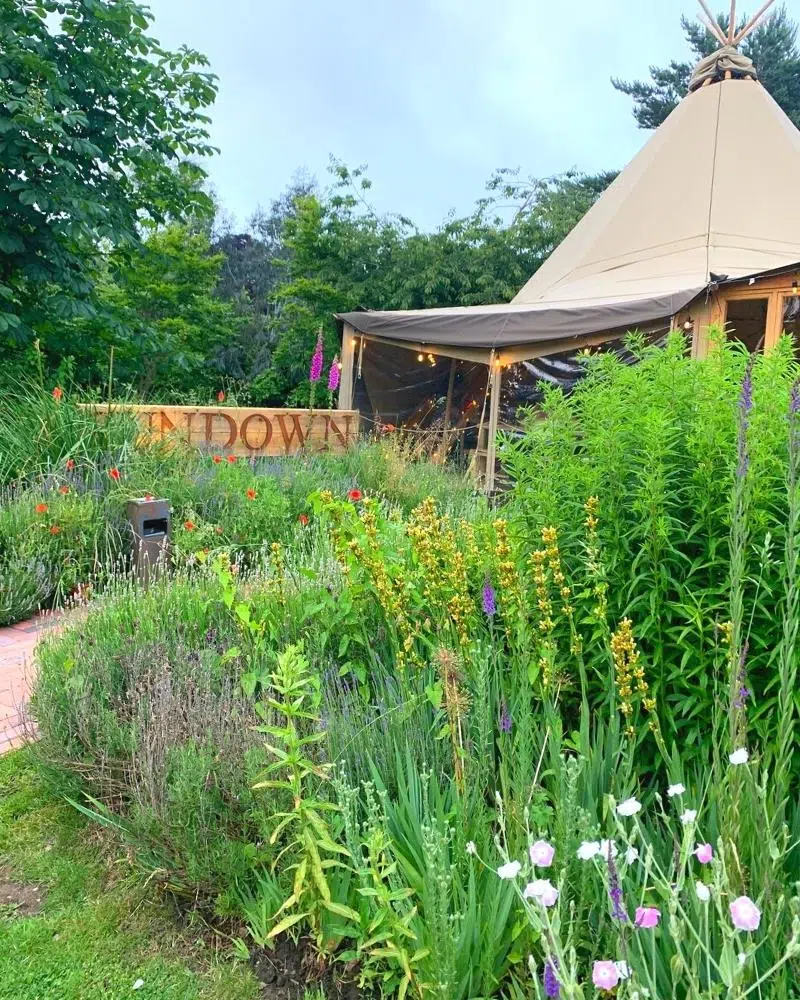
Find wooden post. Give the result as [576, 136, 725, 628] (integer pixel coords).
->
[441, 358, 457, 459]
[338, 322, 356, 410]
[485, 362, 502, 493]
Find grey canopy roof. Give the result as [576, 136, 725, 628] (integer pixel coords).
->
[337, 74, 800, 359]
[336, 288, 700, 359]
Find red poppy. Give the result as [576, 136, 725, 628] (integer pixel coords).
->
[226, 455, 236, 464]
[65, 458, 75, 471]
[184, 520, 196, 531]
[347, 489, 363, 502]
[58, 485, 69, 495]
[35, 503, 48, 514]
[49, 524, 60, 535]
[212, 455, 223, 464]
[52, 386, 63, 401]
[298, 513, 309, 526]
[144, 493, 154, 502]
[217, 390, 225, 403]
[246, 488, 256, 501]
[108, 467, 121, 481]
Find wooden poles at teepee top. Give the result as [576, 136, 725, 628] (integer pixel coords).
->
[698, 0, 728, 44]
[696, 0, 776, 48]
[733, 0, 777, 45]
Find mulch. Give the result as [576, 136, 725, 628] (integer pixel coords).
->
[250, 938, 366, 1000]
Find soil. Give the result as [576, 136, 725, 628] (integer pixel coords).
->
[0, 873, 46, 918]
[250, 938, 366, 1000]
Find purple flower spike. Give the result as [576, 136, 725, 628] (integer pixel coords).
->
[310, 333, 324, 383]
[482, 577, 496, 617]
[791, 381, 800, 415]
[607, 844, 627, 921]
[499, 699, 513, 734]
[543, 957, 561, 998]
[327, 357, 341, 392]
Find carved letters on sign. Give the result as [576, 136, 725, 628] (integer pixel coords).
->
[86, 406, 359, 457]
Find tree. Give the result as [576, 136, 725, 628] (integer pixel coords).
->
[210, 176, 317, 386]
[0, 0, 218, 347]
[59, 225, 242, 398]
[612, 6, 800, 129]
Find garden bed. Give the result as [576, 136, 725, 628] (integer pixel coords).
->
[9, 334, 800, 997]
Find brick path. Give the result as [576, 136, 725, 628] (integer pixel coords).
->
[0, 613, 61, 753]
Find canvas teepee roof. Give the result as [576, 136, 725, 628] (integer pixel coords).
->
[514, 73, 800, 305]
[338, 1, 800, 355]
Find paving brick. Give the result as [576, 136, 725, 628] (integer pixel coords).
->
[0, 615, 55, 755]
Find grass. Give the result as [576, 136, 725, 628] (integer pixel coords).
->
[0, 748, 260, 1000]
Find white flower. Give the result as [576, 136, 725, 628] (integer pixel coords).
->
[615, 961, 631, 980]
[696, 881, 711, 902]
[523, 878, 559, 907]
[738, 952, 747, 966]
[667, 783, 685, 797]
[133, 982, 145, 992]
[680, 809, 698, 825]
[625, 845, 640, 864]
[466, 841, 477, 856]
[497, 860, 522, 880]
[616, 797, 642, 817]
[729, 748, 750, 766]
[577, 840, 601, 860]
[599, 839, 619, 860]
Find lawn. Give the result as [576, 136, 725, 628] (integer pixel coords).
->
[0, 748, 260, 1000]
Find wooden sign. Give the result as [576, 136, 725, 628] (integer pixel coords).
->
[86, 404, 360, 457]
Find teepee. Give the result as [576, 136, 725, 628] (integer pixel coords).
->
[514, 1, 800, 307]
[336, 1, 800, 485]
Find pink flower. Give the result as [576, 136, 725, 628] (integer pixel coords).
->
[309, 332, 324, 382]
[523, 878, 558, 907]
[694, 843, 713, 864]
[592, 961, 620, 990]
[327, 357, 340, 392]
[529, 840, 555, 868]
[730, 896, 761, 931]
[634, 906, 661, 929]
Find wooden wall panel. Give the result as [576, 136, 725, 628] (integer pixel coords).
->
[85, 405, 360, 456]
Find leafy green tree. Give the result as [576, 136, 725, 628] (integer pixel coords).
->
[62, 225, 242, 399]
[0, 0, 218, 347]
[612, 7, 800, 129]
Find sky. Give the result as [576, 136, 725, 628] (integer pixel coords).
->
[143, 0, 701, 232]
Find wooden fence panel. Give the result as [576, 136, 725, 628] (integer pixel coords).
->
[85, 404, 360, 457]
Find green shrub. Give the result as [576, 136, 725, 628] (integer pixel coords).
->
[32, 576, 272, 905]
[500, 330, 800, 750]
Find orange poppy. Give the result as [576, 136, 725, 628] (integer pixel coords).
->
[348, 489, 363, 502]
[298, 513, 309, 526]
[144, 493, 154, 502]
[246, 488, 256, 501]
[215, 525, 223, 535]
[212, 455, 222, 464]
[65, 458, 75, 471]
[35, 503, 48, 514]
[58, 485, 69, 495]
[52, 386, 63, 401]
[108, 467, 121, 481]
[49, 525, 60, 535]
[184, 520, 196, 531]
[217, 390, 225, 403]
[226, 455, 236, 464]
